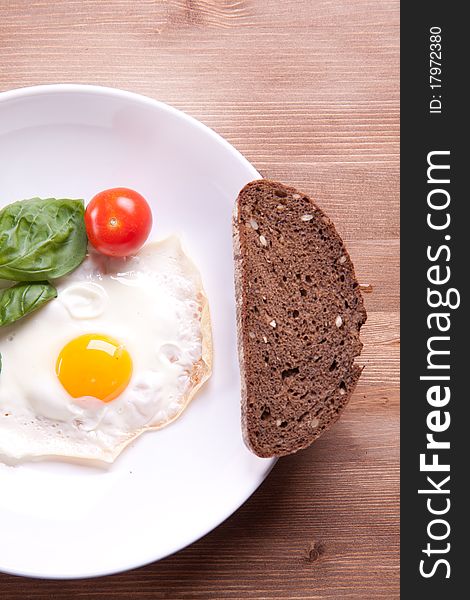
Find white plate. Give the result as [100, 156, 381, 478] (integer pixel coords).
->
[0, 85, 275, 579]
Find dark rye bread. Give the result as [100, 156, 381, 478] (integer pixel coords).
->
[233, 180, 367, 458]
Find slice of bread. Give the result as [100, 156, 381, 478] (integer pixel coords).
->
[233, 180, 367, 457]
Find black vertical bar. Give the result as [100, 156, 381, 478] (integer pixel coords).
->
[401, 3, 466, 597]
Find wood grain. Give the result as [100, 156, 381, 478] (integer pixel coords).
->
[0, 0, 399, 598]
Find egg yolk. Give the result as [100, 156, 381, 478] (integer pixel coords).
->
[56, 334, 133, 403]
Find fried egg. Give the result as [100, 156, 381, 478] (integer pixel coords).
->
[0, 236, 212, 463]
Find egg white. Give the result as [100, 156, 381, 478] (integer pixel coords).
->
[0, 236, 212, 463]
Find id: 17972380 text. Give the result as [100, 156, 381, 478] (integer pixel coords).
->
[429, 26, 442, 114]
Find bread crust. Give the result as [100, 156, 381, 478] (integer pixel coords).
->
[232, 196, 252, 454]
[233, 180, 366, 458]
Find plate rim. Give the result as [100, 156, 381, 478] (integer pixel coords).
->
[0, 83, 260, 182]
[0, 84, 276, 580]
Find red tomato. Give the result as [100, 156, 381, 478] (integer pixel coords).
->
[85, 188, 153, 257]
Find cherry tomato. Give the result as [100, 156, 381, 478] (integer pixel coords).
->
[85, 188, 153, 257]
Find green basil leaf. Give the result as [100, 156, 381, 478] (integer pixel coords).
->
[0, 198, 87, 281]
[0, 281, 57, 327]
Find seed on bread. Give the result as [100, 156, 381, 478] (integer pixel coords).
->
[233, 179, 367, 458]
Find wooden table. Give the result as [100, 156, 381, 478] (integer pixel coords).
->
[0, 1, 399, 598]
